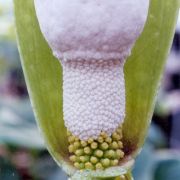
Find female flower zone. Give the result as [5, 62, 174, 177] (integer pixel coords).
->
[34, 0, 149, 170]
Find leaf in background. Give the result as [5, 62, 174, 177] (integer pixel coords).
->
[0, 157, 20, 180]
[0, 98, 44, 149]
[153, 154, 180, 180]
[14, 0, 180, 177]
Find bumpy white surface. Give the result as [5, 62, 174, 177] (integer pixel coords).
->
[63, 60, 125, 140]
[35, 0, 149, 61]
[34, 0, 149, 140]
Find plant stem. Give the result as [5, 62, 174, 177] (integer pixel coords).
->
[70, 171, 133, 180]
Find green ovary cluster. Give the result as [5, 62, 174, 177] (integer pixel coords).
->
[67, 125, 124, 170]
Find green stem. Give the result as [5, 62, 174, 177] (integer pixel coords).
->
[70, 171, 133, 180]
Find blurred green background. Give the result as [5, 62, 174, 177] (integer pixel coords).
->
[0, 1, 180, 180]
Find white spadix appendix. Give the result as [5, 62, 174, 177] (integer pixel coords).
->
[34, 0, 149, 170]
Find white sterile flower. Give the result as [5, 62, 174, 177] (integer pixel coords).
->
[34, 0, 149, 140]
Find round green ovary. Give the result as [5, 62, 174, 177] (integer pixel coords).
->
[67, 125, 125, 170]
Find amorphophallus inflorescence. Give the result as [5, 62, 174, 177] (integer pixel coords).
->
[14, 0, 180, 179]
[34, 0, 149, 171]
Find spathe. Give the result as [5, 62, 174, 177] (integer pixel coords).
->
[14, 0, 179, 179]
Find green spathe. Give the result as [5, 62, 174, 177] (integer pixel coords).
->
[14, 0, 179, 179]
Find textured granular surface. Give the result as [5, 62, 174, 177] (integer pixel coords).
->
[63, 60, 125, 140]
[35, 0, 149, 140]
[35, 0, 149, 61]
